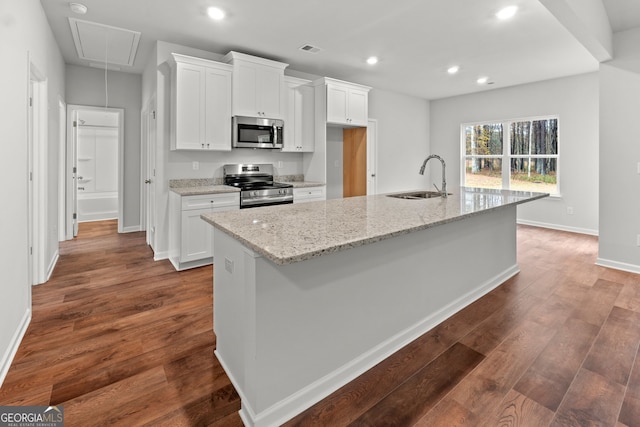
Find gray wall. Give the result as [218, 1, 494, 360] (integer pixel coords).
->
[0, 0, 65, 384]
[430, 72, 600, 235]
[598, 28, 640, 272]
[66, 64, 142, 231]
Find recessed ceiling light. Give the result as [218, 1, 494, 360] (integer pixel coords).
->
[207, 6, 225, 20]
[447, 65, 460, 74]
[496, 5, 518, 20]
[366, 56, 379, 65]
[477, 76, 489, 85]
[69, 2, 88, 14]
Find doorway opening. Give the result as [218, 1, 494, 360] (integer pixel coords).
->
[325, 119, 378, 199]
[65, 105, 124, 239]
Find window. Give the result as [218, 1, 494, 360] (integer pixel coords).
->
[462, 116, 559, 194]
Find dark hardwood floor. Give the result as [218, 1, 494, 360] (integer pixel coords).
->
[1, 220, 639, 426]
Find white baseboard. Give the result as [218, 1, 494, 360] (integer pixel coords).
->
[231, 264, 520, 427]
[154, 250, 169, 261]
[0, 308, 31, 388]
[121, 225, 141, 233]
[517, 219, 598, 236]
[78, 212, 118, 222]
[596, 258, 640, 275]
[46, 251, 59, 282]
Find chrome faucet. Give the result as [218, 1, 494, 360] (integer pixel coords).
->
[419, 154, 447, 198]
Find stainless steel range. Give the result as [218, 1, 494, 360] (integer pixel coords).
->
[223, 164, 293, 209]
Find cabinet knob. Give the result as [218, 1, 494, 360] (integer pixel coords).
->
[145, 179, 151, 184]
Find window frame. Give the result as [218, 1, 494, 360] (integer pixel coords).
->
[460, 115, 560, 195]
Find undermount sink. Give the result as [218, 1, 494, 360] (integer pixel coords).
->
[387, 191, 452, 200]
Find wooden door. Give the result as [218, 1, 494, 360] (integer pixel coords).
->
[343, 127, 367, 197]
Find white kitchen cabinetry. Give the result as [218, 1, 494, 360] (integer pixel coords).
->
[323, 78, 371, 127]
[169, 192, 239, 270]
[293, 186, 326, 204]
[223, 51, 288, 119]
[283, 76, 315, 152]
[168, 53, 232, 151]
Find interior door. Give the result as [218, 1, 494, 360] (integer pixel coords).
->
[146, 98, 157, 250]
[71, 110, 79, 237]
[343, 127, 367, 197]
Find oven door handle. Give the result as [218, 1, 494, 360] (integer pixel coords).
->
[242, 194, 293, 206]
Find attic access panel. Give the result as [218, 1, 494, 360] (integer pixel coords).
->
[69, 18, 141, 67]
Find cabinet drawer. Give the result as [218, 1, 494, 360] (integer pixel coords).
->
[293, 187, 326, 203]
[181, 193, 239, 210]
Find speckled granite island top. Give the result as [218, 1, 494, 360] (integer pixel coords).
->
[201, 187, 548, 265]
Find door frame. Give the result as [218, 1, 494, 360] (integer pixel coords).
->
[143, 95, 157, 250]
[65, 104, 125, 238]
[28, 60, 48, 285]
[367, 119, 378, 195]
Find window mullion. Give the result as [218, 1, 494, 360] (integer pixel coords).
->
[502, 121, 510, 189]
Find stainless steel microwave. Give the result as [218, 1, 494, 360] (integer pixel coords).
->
[232, 116, 284, 149]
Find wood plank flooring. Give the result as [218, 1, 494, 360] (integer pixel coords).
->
[1, 220, 640, 426]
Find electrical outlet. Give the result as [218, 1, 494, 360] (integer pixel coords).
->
[567, 207, 574, 215]
[224, 257, 234, 273]
[192, 161, 199, 171]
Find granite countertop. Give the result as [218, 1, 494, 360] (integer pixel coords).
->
[201, 187, 548, 265]
[170, 185, 240, 196]
[169, 177, 324, 195]
[283, 181, 325, 188]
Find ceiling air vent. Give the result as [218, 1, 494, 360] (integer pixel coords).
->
[299, 44, 322, 54]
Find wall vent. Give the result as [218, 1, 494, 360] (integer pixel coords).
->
[299, 44, 322, 54]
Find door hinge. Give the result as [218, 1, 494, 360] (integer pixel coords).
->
[152, 110, 156, 119]
[30, 247, 33, 255]
[73, 120, 77, 127]
[73, 166, 77, 174]
[73, 213, 77, 220]
[29, 97, 33, 107]
[29, 171, 33, 181]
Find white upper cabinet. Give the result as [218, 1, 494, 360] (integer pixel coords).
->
[223, 51, 288, 119]
[322, 77, 371, 127]
[283, 76, 315, 152]
[169, 53, 232, 151]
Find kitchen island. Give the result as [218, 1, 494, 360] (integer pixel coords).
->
[201, 187, 547, 426]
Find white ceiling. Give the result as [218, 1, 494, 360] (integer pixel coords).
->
[40, 0, 639, 100]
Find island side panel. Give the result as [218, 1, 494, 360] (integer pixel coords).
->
[213, 205, 518, 427]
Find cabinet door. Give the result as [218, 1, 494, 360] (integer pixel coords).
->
[326, 85, 348, 124]
[347, 88, 368, 126]
[181, 208, 212, 262]
[204, 67, 232, 151]
[234, 63, 259, 117]
[282, 82, 298, 152]
[299, 85, 315, 152]
[257, 66, 283, 118]
[175, 63, 205, 150]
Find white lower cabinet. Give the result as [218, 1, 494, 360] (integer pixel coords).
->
[293, 186, 326, 204]
[170, 192, 239, 270]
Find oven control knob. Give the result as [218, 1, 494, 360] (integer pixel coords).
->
[252, 191, 258, 196]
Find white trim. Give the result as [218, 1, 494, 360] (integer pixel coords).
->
[44, 251, 59, 284]
[517, 219, 598, 236]
[596, 258, 640, 275]
[153, 250, 169, 261]
[58, 97, 67, 242]
[66, 105, 125, 236]
[121, 225, 141, 233]
[230, 265, 519, 427]
[0, 309, 31, 388]
[367, 118, 378, 195]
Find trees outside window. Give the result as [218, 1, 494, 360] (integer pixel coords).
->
[462, 117, 558, 194]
